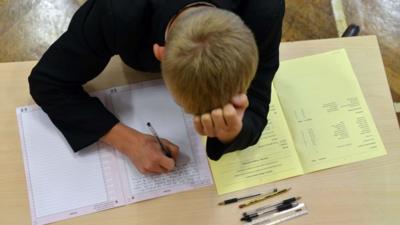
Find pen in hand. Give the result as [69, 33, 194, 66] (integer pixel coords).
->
[146, 122, 172, 158]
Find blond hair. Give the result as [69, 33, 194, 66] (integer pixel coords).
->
[162, 7, 258, 115]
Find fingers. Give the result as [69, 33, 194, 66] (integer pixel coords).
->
[141, 153, 174, 174]
[161, 139, 180, 162]
[159, 157, 175, 172]
[223, 104, 240, 127]
[194, 106, 238, 137]
[211, 108, 227, 130]
[140, 139, 179, 174]
[138, 152, 169, 174]
[142, 164, 168, 174]
[192, 96, 245, 141]
[231, 94, 249, 109]
[157, 139, 180, 172]
[193, 116, 206, 135]
[201, 113, 215, 137]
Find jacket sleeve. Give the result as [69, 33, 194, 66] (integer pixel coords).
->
[206, 0, 285, 160]
[28, 0, 119, 151]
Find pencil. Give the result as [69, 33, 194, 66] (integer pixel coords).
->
[217, 188, 277, 205]
[238, 188, 291, 208]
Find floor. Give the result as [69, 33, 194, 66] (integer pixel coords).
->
[340, 0, 400, 126]
[0, 0, 399, 124]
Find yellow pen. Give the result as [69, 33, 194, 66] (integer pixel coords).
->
[238, 188, 291, 208]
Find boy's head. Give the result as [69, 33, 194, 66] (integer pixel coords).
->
[157, 7, 258, 115]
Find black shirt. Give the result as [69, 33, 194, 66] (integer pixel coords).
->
[28, 0, 285, 160]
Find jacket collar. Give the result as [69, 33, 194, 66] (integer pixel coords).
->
[152, 0, 224, 45]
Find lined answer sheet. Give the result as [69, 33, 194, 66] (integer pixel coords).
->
[17, 106, 123, 225]
[108, 80, 212, 202]
[17, 79, 212, 225]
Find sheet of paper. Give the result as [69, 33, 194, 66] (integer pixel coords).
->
[109, 80, 212, 202]
[209, 87, 304, 195]
[17, 80, 212, 225]
[273, 49, 387, 172]
[17, 106, 121, 225]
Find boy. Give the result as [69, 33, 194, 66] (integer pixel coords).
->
[28, 0, 285, 174]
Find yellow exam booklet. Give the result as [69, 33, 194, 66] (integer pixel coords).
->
[209, 49, 387, 195]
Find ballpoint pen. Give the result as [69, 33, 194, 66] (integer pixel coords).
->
[146, 122, 172, 158]
[238, 188, 291, 208]
[241, 202, 299, 222]
[218, 188, 277, 206]
[243, 197, 301, 216]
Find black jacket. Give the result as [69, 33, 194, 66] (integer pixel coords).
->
[28, 0, 285, 160]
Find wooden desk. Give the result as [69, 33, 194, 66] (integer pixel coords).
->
[1, 36, 399, 225]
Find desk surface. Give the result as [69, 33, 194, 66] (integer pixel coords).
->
[0, 36, 399, 225]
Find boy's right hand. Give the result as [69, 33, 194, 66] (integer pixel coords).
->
[101, 123, 179, 174]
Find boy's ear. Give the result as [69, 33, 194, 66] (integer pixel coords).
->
[153, 43, 165, 61]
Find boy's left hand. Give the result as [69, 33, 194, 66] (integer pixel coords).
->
[193, 94, 249, 144]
